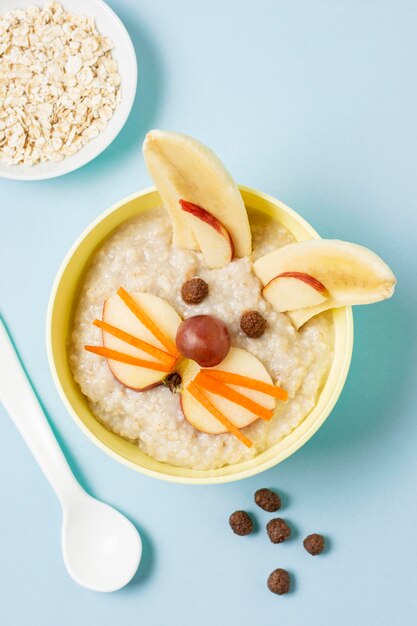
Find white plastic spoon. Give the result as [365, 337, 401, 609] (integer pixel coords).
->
[0, 319, 142, 592]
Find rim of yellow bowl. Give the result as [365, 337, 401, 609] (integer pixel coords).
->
[46, 185, 354, 484]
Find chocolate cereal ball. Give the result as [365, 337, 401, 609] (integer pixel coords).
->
[240, 311, 267, 338]
[164, 372, 182, 394]
[267, 518, 291, 544]
[254, 488, 281, 512]
[303, 533, 325, 555]
[229, 511, 253, 536]
[181, 278, 209, 304]
[267, 568, 290, 595]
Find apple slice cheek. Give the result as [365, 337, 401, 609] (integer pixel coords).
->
[84, 345, 172, 391]
[187, 382, 253, 448]
[117, 287, 179, 356]
[200, 369, 288, 401]
[182, 385, 258, 434]
[103, 292, 177, 358]
[107, 361, 167, 391]
[203, 390, 266, 429]
[94, 319, 176, 367]
[194, 372, 274, 421]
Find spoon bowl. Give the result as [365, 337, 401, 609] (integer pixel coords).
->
[62, 494, 142, 592]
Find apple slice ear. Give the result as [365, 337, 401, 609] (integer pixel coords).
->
[179, 200, 234, 268]
[263, 272, 328, 312]
[143, 130, 252, 256]
[254, 240, 396, 305]
[254, 239, 396, 325]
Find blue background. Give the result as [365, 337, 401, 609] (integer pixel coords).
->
[1, 1, 416, 624]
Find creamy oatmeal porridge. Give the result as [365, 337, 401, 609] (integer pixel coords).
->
[70, 207, 334, 470]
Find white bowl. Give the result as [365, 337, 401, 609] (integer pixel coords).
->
[0, 0, 137, 181]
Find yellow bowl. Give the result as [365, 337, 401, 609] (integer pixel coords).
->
[46, 186, 353, 484]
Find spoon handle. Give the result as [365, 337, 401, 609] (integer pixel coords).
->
[0, 319, 83, 507]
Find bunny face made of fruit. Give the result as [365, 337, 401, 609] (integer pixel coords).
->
[85, 131, 396, 448]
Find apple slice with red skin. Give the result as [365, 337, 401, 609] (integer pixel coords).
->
[262, 272, 328, 312]
[143, 130, 252, 255]
[253, 239, 396, 325]
[179, 199, 234, 268]
[101, 291, 181, 391]
[180, 347, 276, 435]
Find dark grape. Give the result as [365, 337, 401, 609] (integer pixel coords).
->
[175, 315, 231, 367]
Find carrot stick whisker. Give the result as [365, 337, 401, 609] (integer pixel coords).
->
[93, 319, 176, 368]
[195, 372, 274, 421]
[84, 345, 172, 372]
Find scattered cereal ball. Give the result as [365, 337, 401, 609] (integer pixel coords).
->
[267, 518, 291, 544]
[240, 311, 267, 338]
[267, 568, 290, 595]
[254, 488, 281, 512]
[181, 278, 209, 304]
[229, 511, 254, 536]
[303, 533, 325, 555]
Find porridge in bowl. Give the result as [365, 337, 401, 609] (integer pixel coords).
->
[69, 131, 395, 471]
[70, 207, 334, 469]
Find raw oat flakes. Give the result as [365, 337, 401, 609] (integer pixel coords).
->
[0, 2, 121, 166]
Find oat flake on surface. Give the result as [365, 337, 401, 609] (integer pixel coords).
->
[0, 2, 122, 166]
